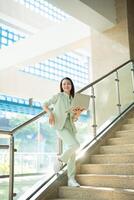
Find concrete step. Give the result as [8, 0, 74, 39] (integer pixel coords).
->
[100, 144, 134, 154]
[76, 174, 134, 189]
[59, 186, 134, 200]
[127, 118, 134, 123]
[115, 130, 134, 137]
[121, 124, 134, 130]
[107, 137, 134, 145]
[51, 199, 80, 200]
[80, 163, 134, 175]
[90, 153, 134, 164]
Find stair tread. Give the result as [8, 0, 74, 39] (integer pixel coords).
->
[82, 163, 134, 166]
[60, 185, 134, 194]
[107, 137, 134, 145]
[77, 174, 134, 177]
[101, 144, 134, 148]
[109, 136, 134, 140]
[116, 130, 134, 133]
[80, 163, 134, 175]
[122, 123, 134, 125]
[91, 152, 134, 160]
[51, 199, 81, 200]
[92, 153, 134, 156]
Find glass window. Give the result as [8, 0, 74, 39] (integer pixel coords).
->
[12, 98, 18, 103]
[19, 49, 89, 88]
[30, 68, 35, 73]
[1, 37, 7, 44]
[19, 99, 24, 104]
[0, 95, 6, 100]
[0, 24, 26, 49]
[2, 29, 8, 37]
[6, 97, 12, 101]
[14, 0, 69, 22]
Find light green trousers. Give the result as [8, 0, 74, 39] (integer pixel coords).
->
[58, 117, 80, 178]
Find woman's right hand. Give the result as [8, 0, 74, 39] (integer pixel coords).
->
[49, 112, 55, 126]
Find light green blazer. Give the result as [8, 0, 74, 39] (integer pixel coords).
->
[43, 92, 76, 131]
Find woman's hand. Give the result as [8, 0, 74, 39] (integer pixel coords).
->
[72, 107, 85, 118]
[49, 112, 55, 126]
[44, 105, 55, 126]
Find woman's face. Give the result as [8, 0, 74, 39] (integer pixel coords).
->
[62, 79, 72, 94]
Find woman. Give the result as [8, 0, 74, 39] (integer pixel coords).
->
[43, 77, 83, 187]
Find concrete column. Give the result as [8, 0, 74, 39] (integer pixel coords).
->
[90, 0, 129, 81]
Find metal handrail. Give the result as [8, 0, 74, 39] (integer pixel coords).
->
[0, 59, 132, 135]
[11, 111, 45, 134]
[0, 130, 11, 135]
[0, 112, 46, 135]
[78, 59, 132, 93]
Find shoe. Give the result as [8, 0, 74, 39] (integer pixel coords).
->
[53, 157, 63, 173]
[68, 177, 80, 187]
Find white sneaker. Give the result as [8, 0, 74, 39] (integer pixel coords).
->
[68, 177, 80, 187]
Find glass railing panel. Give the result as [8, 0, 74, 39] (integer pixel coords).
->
[1, 61, 133, 200]
[93, 73, 118, 132]
[0, 110, 41, 130]
[13, 114, 58, 199]
[0, 148, 9, 200]
[118, 63, 134, 111]
[0, 134, 9, 145]
[75, 88, 94, 148]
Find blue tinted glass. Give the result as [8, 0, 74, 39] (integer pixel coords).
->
[0, 24, 26, 49]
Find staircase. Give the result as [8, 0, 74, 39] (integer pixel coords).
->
[51, 113, 134, 200]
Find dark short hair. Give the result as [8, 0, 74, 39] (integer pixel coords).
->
[60, 77, 75, 98]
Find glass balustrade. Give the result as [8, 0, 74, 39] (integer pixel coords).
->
[93, 73, 119, 132]
[0, 110, 41, 131]
[75, 88, 94, 148]
[0, 148, 9, 200]
[118, 63, 134, 111]
[13, 115, 58, 199]
[0, 61, 134, 200]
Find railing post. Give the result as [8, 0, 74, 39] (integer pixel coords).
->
[115, 70, 121, 114]
[91, 86, 97, 137]
[131, 61, 134, 95]
[57, 137, 63, 157]
[9, 134, 14, 200]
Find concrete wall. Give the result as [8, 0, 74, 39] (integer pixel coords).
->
[88, 0, 133, 130]
[90, 0, 129, 81]
[80, 0, 116, 24]
[46, 0, 116, 31]
[126, 0, 134, 59]
[0, 68, 59, 101]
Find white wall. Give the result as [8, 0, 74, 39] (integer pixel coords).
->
[46, 0, 116, 31]
[0, 68, 59, 101]
[0, 18, 90, 71]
